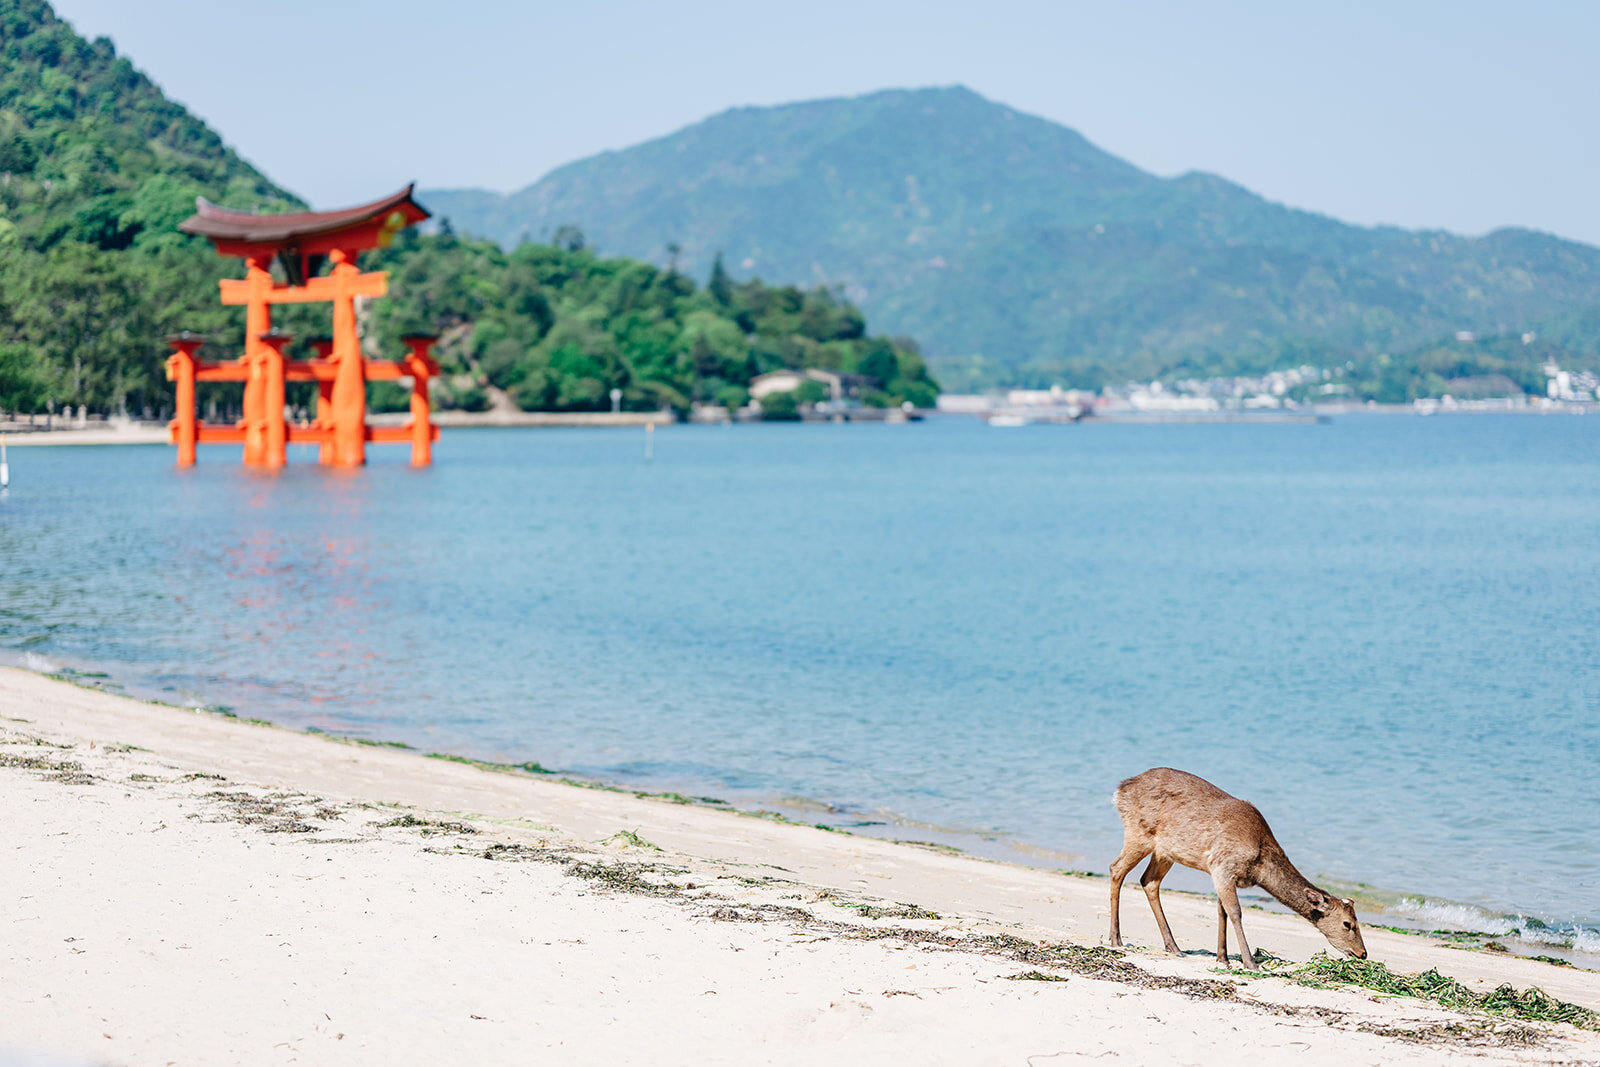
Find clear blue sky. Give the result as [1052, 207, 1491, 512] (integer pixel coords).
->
[50, 0, 1600, 246]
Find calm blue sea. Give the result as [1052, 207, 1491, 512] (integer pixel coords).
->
[3, 416, 1597, 949]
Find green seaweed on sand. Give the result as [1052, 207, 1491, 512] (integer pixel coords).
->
[833, 901, 942, 921]
[304, 728, 414, 750]
[0, 753, 83, 772]
[201, 790, 334, 833]
[474, 840, 687, 897]
[0, 734, 72, 749]
[49, 670, 121, 691]
[975, 936, 1240, 999]
[891, 839, 964, 855]
[1263, 953, 1599, 1030]
[480, 842, 558, 863]
[631, 789, 720, 805]
[560, 777, 625, 793]
[565, 860, 684, 896]
[424, 752, 552, 775]
[1356, 1020, 1542, 1048]
[380, 814, 478, 836]
[1006, 971, 1069, 982]
[739, 808, 808, 826]
[605, 829, 661, 851]
[2, 749, 102, 785]
[426, 752, 515, 772]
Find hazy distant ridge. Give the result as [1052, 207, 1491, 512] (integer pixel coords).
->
[423, 87, 1600, 382]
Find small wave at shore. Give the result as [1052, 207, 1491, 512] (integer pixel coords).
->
[1391, 897, 1600, 957]
[17, 652, 60, 674]
[1392, 898, 1518, 935]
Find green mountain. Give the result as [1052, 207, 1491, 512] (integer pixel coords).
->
[0, 0, 297, 246]
[0, 0, 931, 417]
[424, 87, 1600, 387]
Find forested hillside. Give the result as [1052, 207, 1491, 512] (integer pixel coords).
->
[425, 87, 1600, 390]
[0, 0, 932, 417]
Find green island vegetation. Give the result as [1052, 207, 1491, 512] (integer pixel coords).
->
[1310, 330, 1600, 406]
[0, 0, 935, 419]
[363, 231, 938, 416]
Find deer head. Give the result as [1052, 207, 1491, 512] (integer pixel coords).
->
[1306, 888, 1367, 959]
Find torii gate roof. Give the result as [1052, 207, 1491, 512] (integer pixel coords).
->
[179, 184, 431, 257]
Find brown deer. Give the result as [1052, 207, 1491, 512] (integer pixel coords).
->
[1107, 767, 1367, 969]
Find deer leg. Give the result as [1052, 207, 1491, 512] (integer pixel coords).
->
[1216, 899, 1229, 965]
[1213, 878, 1257, 970]
[1107, 840, 1150, 948]
[1139, 855, 1181, 955]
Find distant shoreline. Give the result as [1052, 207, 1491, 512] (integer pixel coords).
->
[0, 410, 671, 446]
[1, 402, 1589, 447]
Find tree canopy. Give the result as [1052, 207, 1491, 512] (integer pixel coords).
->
[367, 231, 937, 414]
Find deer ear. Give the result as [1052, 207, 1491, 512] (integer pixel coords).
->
[1342, 898, 1354, 908]
[1305, 888, 1326, 907]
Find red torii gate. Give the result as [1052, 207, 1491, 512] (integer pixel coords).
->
[168, 185, 439, 468]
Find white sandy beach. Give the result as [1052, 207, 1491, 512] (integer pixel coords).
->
[1, 667, 1596, 1066]
[0, 426, 169, 447]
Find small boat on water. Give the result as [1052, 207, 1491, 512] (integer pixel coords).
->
[987, 414, 1029, 427]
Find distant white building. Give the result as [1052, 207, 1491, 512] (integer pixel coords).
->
[1127, 389, 1219, 412]
[749, 369, 841, 401]
[935, 394, 994, 414]
[1006, 387, 1060, 407]
[748, 368, 874, 404]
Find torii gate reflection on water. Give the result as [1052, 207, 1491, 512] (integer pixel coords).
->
[166, 185, 440, 469]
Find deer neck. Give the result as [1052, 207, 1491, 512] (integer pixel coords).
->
[1253, 844, 1319, 919]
